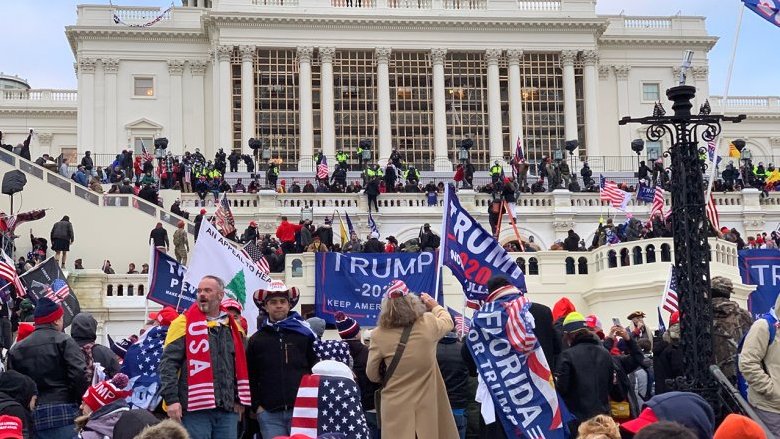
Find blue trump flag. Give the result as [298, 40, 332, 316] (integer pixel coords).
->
[147, 248, 192, 312]
[738, 249, 780, 317]
[636, 184, 655, 203]
[315, 252, 437, 326]
[743, 0, 780, 27]
[467, 294, 571, 438]
[439, 184, 526, 301]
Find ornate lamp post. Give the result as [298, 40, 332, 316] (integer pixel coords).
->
[619, 78, 745, 409]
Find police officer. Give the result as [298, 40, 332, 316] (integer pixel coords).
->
[336, 149, 348, 170]
[267, 162, 280, 188]
[490, 161, 503, 184]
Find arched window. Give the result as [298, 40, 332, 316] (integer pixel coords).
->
[292, 259, 304, 278]
[578, 257, 588, 274]
[633, 246, 643, 265]
[620, 248, 630, 267]
[528, 258, 539, 275]
[127, 285, 134, 296]
[565, 257, 575, 275]
[661, 243, 672, 262]
[608, 250, 617, 268]
[138, 284, 145, 296]
[516, 257, 526, 275]
[106, 285, 113, 297]
[117, 285, 124, 297]
[646, 245, 656, 263]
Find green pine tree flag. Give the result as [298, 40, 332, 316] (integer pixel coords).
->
[224, 270, 246, 305]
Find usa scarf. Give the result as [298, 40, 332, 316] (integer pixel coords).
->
[184, 303, 251, 411]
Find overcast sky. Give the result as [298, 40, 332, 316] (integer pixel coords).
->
[0, 0, 777, 97]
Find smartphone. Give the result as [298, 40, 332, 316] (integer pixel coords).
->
[612, 317, 621, 327]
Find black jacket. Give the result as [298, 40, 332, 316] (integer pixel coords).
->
[7, 324, 88, 404]
[149, 227, 169, 248]
[653, 335, 684, 394]
[70, 313, 121, 378]
[363, 238, 384, 253]
[529, 302, 562, 371]
[345, 338, 379, 410]
[0, 370, 37, 439]
[436, 337, 470, 409]
[246, 322, 317, 412]
[554, 332, 615, 422]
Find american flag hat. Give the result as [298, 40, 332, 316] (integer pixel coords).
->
[253, 280, 300, 308]
[385, 279, 410, 299]
[221, 297, 243, 314]
[334, 311, 360, 340]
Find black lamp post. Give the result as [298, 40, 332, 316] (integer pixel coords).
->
[631, 138, 645, 179]
[565, 140, 578, 189]
[619, 84, 745, 412]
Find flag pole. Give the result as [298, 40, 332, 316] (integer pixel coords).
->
[434, 185, 450, 303]
[660, 264, 673, 313]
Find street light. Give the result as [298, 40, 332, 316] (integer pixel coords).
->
[631, 138, 645, 178]
[619, 77, 745, 415]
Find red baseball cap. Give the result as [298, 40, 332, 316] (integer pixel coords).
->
[148, 306, 179, 326]
[620, 407, 659, 434]
[0, 415, 23, 439]
[669, 311, 680, 326]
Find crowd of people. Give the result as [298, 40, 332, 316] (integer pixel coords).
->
[0, 270, 775, 439]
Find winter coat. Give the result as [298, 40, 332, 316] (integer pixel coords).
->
[0, 371, 37, 439]
[276, 220, 303, 243]
[51, 219, 74, 242]
[7, 324, 88, 404]
[71, 313, 121, 378]
[554, 331, 615, 422]
[245, 319, 317, 412]
[653, 326, 684, 394]
[712, 297, 753, 383]
[739, 296, 780, 414]
[436, 336, 470, 410]
[79, 400, 129, 439]
[345, 338, 378, 411]
[366, 306, 458, 439]
[529, 302, 562, 371]
[363, 238, 384, 253]
[316, 225, 334, 249]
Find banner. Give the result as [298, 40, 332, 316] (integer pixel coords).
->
[738, 249, 780, 317]
[743, 0, 780, 28]
[182, 220, 273, 334]
[314, 252, 437, 326]
[439, 184, 526, 301]
[147, 247, 191, 311]
[20, 257, 80, 327]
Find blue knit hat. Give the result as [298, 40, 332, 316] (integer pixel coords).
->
[335, 311, 360, 340]
[34, 297, 63, 325]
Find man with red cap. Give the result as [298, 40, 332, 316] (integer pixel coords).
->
[8, 297, 88, 439]
[0, 415, 23, 439]
[194, 208, 207, 242]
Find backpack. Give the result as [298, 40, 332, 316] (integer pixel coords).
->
[736, 312, 777, 399]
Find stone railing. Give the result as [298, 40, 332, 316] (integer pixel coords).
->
[623, 18, 672, 29]
[0, 89, 78, 108]
[516, 0, 560, 11]
[710, 96, 780, 112]
[604, 15, 709, 37]
[113, 6, 172, 22]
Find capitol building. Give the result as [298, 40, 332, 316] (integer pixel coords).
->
[0, 0, 778, 338]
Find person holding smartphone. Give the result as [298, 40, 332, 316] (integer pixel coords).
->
[626, 311, 650, 344]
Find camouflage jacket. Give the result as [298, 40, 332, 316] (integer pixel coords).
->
[712, 297, 753, 382]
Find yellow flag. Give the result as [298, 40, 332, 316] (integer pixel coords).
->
[728, 142, 741, 158]
[337, 212, 348, 247]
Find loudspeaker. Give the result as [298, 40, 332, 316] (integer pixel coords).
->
[2, 170, 26, 196]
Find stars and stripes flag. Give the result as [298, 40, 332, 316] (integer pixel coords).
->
[122, 325, 167, 409]
[317, 155, 329, 180]
[44, 278, 70, 303]
[140, 139, 154, 163]
[447, 306, 471, 336]
[661, 265, 679, 314]
[368, 211, 379, 237]
[650, 185, 666, 218]
[241, 241, 270, 274]
[290, 374, 371, 438]
[515, 134, 525, 163]
[0, 250, 25, 297]
[214, 195, 236, 236]
[706, 192, 720, 231]
[599, 175, 633, 211]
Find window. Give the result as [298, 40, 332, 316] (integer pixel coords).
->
[642, 83, 660, 101]
[133, 137, 153, 154]
[134, 77, 154, 97]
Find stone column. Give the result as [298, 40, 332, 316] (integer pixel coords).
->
[376, 47, 392, 165]
[187, 60, 208, 151]
[560, 50, 578, 144]
[507, 49, 524, 147]
[77, 57, 97, 154]
[297, 46, 314, 170]
[320, 47, 336, 159]
[582, 50, 600, 157]
[486, 49, 503, 164]
[168, 59, 185, 154]
[217, 45, 233, 151]
[103, 58, 119, 151]
[94, 61, 105, 155]
[431, 48, 451, 171]
[613, 65, 631, 153]
[240, 46, 256, 149]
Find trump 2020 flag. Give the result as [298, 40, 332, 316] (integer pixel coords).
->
[467, 293, 571, 438]
[743, 0, 780, 27]
[122, 325, 167, 410]
[182, 220, 273, 334]
[147, 247, 191, 312]
[290, 374, 370, 438]
[439, 184, 525, 301]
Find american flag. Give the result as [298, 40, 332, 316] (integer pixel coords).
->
[650, 185, 666, 218]
[600, 175, 632, 211]
[290, 374, 371, 438]
[215, 195, 236, 236]
[140, 140, 154, 163]
[503, 296, 537, 354]
[0, 250, 25, 297]
[514, 134, 525, 163]
[317, 155, 329, 180]
[368, 211, 379, 236]
[241, 241, 270, 274]
[661, 265, 679, 314]
[121, 325, 167, 409]
[44, 278, 70, 304]
[447, 306, 471, 335]
[706, 192, 720, 231]
[313, 339, 353, 368]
